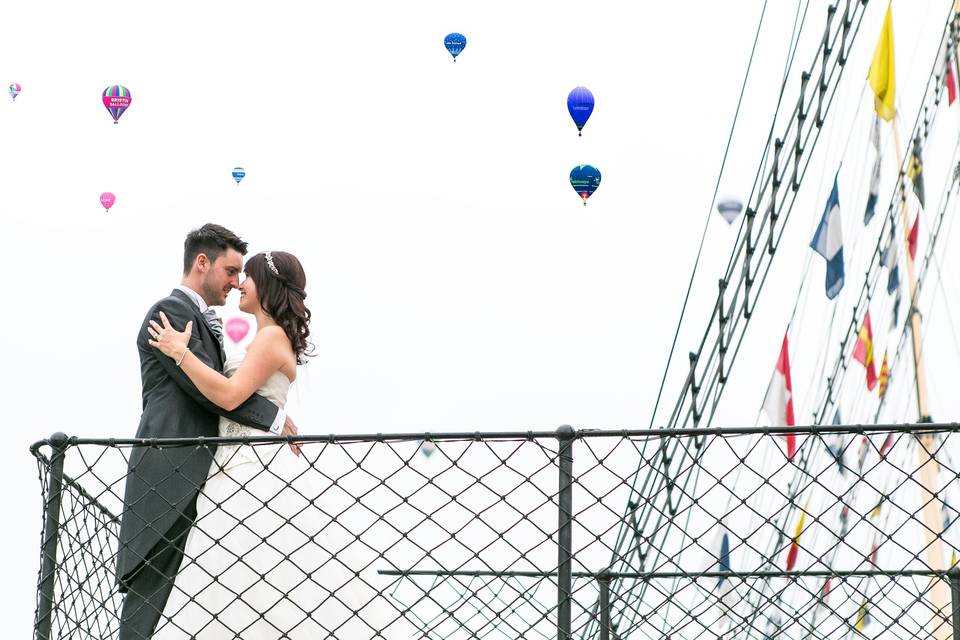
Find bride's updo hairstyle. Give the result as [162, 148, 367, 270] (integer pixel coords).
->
[244, 251, 314, 364]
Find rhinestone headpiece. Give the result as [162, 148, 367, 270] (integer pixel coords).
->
[264, 251, 280, 276]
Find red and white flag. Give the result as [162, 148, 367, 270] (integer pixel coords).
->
[763, 333, 797, 460]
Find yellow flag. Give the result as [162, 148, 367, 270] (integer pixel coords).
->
[869, 3, 896, 121]
[794, 506, 808, 538]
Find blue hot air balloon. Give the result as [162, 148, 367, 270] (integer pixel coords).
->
[569, 165, 601, 205]
[567, 87, 595, 136]
[232, 167, 245, 185]
[444, 33, 467, 61]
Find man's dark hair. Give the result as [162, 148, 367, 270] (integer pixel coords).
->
[183, 223, 249, 275]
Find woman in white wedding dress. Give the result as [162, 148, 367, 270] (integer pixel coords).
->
[147, 251, 390, 639]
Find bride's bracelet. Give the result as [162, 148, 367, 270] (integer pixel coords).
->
[176, 348, 189, 367]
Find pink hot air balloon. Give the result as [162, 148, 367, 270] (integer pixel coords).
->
[225, 316, 250, 343]
[100, 192, 116, 211]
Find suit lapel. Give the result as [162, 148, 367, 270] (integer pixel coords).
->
[169, 289, 225, 371]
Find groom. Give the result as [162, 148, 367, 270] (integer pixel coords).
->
[116, 223, 298, 640]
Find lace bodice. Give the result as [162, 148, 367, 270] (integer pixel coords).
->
[215, 351, 291, 468]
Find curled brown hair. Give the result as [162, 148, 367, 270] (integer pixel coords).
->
[244, 251, 314, 364]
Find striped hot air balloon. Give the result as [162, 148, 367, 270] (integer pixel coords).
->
[102, 85, 132, 123]
[9, 83, 21, 101]
[717, 198, 744, 224]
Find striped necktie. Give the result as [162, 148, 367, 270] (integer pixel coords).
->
[202, 308, 224, 349]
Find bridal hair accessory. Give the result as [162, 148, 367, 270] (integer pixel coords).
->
[263, 250, 306, 299]
[264, 251, 280, 276]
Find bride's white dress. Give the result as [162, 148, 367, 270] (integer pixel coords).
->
[154, 353, 391, 639]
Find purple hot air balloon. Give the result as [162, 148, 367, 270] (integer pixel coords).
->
[9, 83, 21, 101]
[102, 85, 132, 124]
[567, 87, 595, 136]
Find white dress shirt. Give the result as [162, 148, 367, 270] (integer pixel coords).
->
[173, 285, 286, 434]
[175, 285, 208, 313]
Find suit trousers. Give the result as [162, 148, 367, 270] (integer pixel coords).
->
[118, 500, 196, 640]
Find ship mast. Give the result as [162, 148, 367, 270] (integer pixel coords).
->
[891, 113, 950, 640]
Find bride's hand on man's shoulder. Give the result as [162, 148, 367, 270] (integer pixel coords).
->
[147, 311, 192, 360]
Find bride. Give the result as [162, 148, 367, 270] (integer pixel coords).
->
[147, 250, 390, 639]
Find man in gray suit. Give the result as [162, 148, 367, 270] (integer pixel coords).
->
[116, 223, 298, 640]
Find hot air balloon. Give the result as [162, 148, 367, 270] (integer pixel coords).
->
[225, 317, 250, 343]
[717, 198, 744, 224]
[232, 167, 246, 185]
[100, 192, 116, 212]
[102, 85, 132, 124]
[444, 33, 467, 61]
[569, 165, 601, 205]
[418, 440, 438, 458]
[567, 87, 594, 136]
[9, 83, 21, 101]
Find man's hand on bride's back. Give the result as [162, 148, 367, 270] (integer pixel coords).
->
[283, 414, 301, 457]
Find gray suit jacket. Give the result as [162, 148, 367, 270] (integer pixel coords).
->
[116, 289, 280, 583]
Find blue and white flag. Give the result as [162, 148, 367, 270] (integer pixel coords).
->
[880, 224, 900, 295]
[890, 288, 901, 330]
[864, 116, 881, 225]
[825, 408, 846, 476]
[810, 176, 845, 299]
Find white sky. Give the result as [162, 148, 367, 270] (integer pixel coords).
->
[2, 0, 959, 633]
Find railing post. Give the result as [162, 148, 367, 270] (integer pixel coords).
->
[557, 424, 575, 640]
[598, 570, 612, 640]
[950, 567, 960, 640]
[35, 432, 69, 640]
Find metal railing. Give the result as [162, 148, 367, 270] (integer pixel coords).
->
[31, 423, 960, 639]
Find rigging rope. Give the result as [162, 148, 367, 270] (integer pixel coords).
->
[600, 6, 960, 639]
[597, 4, 878, 637]
[646, 0, 772, 431]
[735, 22, 960, 632]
